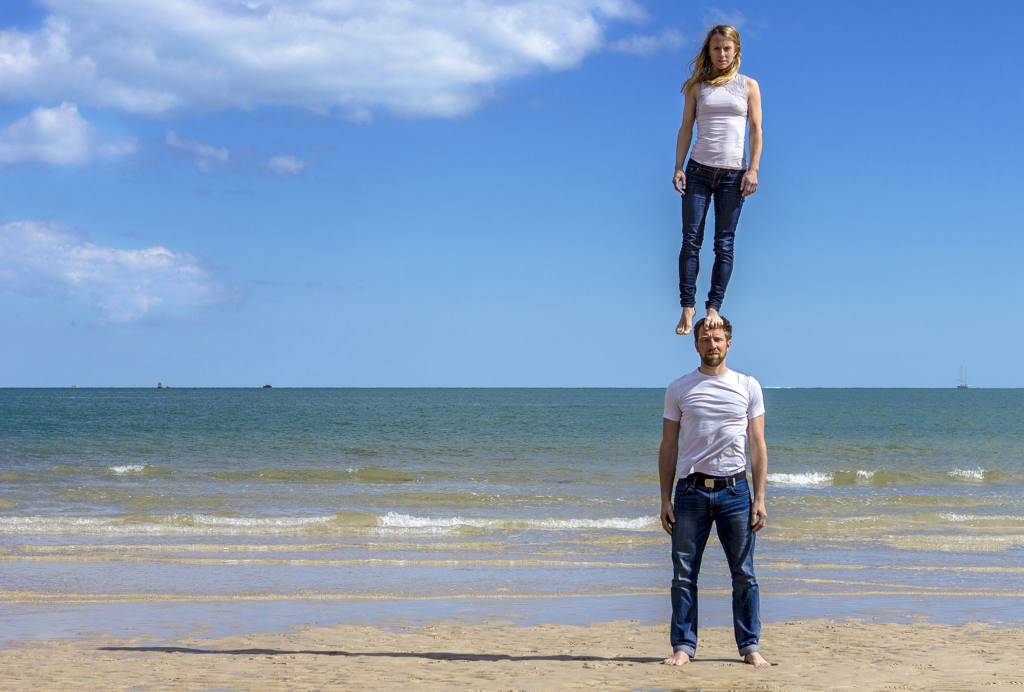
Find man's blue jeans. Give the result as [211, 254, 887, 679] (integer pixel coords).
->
[678, 159, 746, 311]
[670, 476, 761, 657]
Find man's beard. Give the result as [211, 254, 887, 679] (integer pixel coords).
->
[701, 351, 724, 367]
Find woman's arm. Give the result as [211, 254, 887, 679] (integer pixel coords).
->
[673, 84, 698, 195]
[742, 77, 762, 196]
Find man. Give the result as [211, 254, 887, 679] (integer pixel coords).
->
[659, 316, 770, 667]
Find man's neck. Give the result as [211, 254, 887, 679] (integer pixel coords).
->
[698, 361, 729, 376]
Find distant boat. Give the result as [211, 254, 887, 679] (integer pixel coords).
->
[263, 384, 273, 389]
[957, 366, 969, 389]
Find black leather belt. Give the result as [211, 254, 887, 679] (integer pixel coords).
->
[684, 471, 746, 489]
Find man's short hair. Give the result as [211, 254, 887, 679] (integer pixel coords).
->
[693, 316, 733, 343]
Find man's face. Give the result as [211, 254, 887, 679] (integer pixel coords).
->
[695, 327, 730, 368]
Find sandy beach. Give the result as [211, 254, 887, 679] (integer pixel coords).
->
[2, 615, 1022, 691]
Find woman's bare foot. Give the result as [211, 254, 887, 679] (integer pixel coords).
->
[675, 307, 696, 335]
[744, 651, 771, 667]
[662, 651, 691, 666]
[704, 307, 723, 331]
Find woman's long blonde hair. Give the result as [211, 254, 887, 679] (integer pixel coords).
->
[682, 25, 742, 93]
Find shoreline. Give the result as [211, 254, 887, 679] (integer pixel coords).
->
[4, 588, 1022, 648]
[3, 614, 1022, 691]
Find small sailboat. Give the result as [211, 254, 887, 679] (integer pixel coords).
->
[957, 366, 969, 389]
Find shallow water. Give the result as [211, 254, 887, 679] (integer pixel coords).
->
[1, 387, 1022, 639]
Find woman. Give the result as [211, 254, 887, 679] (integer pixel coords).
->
[673, 25, 762, 335]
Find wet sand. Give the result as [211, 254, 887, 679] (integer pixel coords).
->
[3, 615, 1022, 691]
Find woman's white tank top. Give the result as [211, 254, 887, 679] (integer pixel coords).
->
[689, 74, 748, 170]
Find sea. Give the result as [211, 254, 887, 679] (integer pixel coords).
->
[1, 387, 1022, 642]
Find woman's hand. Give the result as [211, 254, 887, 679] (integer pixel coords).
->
[673, 169, 686, 195]
[741, 169, 758, 197]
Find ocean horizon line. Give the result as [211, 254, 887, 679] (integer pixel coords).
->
[1, 385, 1019, 390]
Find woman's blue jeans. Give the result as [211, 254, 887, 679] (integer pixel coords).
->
[678, 159, 746, 311]
[670, 476, 761, 657]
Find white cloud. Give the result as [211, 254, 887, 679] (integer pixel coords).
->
[706, 9, 749, 31]
[265, 155, 311, 175]
[0, 220, 238, 323]
[0, 0, 647, 118]
[165, 130, 229, 172]
[0, 102, 136, 165]
[609, 28, 684, 56]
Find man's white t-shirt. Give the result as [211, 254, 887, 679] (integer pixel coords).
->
[663, 368, 765, 478]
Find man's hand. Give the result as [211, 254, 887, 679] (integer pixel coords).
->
[661, 500, 676, 535]
[750, 499, 767, 532]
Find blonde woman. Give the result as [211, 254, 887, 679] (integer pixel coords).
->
[673, 25, 762, 336]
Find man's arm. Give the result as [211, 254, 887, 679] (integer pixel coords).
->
[747, 414, 767, 531]
[659, 418, 681, 535]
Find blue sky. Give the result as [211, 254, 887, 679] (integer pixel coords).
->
[1, 0, 1022, 388]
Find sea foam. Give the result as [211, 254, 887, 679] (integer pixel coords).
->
[767, 472, 832, 486]
[948, 467, 986, 481]
[108, 464, 148, 474]
[377, 512, 656, 532]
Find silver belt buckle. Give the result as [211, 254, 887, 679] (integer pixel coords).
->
[704, 478, 715, 488]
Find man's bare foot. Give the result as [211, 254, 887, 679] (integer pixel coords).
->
[675, 307, 696, 335]
[705, 307, 723, 330]
[744, 651, 771, 667]
[661, 651, 691, 666]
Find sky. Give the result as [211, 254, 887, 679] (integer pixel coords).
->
[1, 0, 1022, 388]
